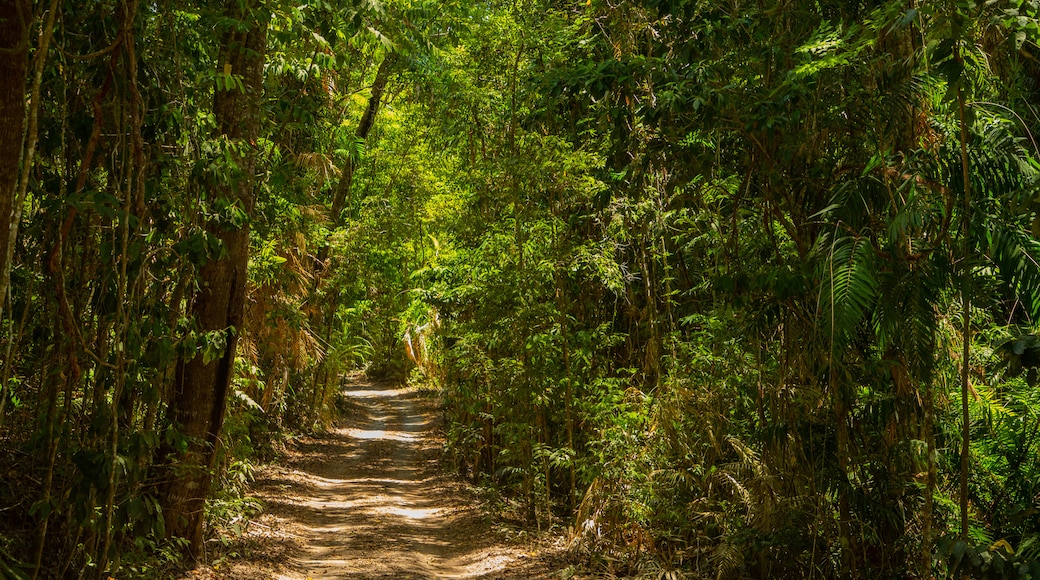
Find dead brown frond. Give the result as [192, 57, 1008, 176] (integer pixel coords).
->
[572, 475, 650, 573]
[241, 233, 328, 420]
[294, 152, 341, 191]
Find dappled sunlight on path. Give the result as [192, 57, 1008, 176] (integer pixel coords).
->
[218, 377, 557, 580]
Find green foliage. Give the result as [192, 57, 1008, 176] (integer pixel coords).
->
[410, 0, 1040, 576]
[935, 535, 1040, 579]
[7, 0, 1040, 576]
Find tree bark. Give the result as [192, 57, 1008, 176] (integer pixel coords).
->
[0, 0, 29, 315]
[163, 1, 267, 556]
[328, 51, 398, 225]
[956, 46, 973, 544]
[315, 51, 399, 269]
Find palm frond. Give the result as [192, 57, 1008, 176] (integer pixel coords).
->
[708, 540, 744, 580]
[822, 234, 879, 339]
[986, 222, 1040, 321]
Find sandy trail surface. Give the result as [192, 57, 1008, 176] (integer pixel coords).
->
[205, 379, 560, 579]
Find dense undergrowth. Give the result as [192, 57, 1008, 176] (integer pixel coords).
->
[4, 0, 1040, 578]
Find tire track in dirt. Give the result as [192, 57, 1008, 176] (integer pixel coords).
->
[213, 378, 561, 579]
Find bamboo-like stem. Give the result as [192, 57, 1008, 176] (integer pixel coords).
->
[955, 46, 972, 543]
[6, 0, 58, 305]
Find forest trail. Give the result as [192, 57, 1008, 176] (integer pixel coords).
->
[206, 378, 561, 579]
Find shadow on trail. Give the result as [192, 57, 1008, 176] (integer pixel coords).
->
[242, 379, 552, 580]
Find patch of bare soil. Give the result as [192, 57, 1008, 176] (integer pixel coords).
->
[191, 379, 568, 579]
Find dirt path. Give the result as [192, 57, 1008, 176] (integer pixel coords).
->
[207, 379, 563, 579]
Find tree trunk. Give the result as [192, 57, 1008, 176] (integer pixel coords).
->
[328, 51, 399, 225]
[163, 2, 267, 556]
[315, 51, 399, 269]
[0, 0, 29, 314]
[956, 46, 973, 543]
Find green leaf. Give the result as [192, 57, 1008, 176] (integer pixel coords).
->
[893, 8, 919, 30]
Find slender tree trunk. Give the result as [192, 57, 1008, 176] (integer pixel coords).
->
[555, 271, 576, 511]
[956, 49, 972, 544]
[1, 0, 57, 316]
[0, 0, 29, 433]
[100, 6, 145, 570]
[833, 392, 859, 579]
[922, 375, 936, 579]
[30, 353, 64, 580]
[163, 2, 267, 556]
[307, 51, 398, 409]
[324, 51, 398, 238]
[313, 50, 398, 270]
[0, 0, 28, 317]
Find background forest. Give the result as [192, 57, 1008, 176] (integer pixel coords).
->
[3, 0, 1040, 578]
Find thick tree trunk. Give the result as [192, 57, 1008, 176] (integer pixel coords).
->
[0, 0, 29, 314]
[163, 2, 267, 556]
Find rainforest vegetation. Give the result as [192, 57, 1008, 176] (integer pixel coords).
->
[4, 0, 1040, 577]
